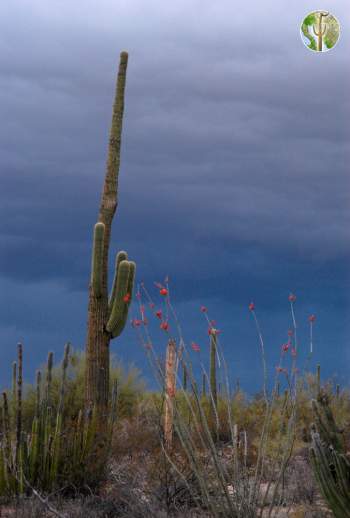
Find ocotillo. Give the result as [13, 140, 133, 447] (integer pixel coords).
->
[209, 329, 218, 409]
[164, 339, 176, 449]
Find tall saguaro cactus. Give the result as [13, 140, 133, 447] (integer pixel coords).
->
[313, 11, 329, 51]
[85, 51, 135, 415]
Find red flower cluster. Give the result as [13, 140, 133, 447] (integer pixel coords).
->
[191, 342, 201, 352]
[276, 366, 287, 374]
[248, 302, 255, 311]
[208, 327, 221, 336]
[123, 292, 131, 303]
[281, 343, 290, 353]
[160, 288, 168, 296]
[308, 314, 316, 323]
[160, 321, 169, 331]
[155, 310, 162, 319]
[288, 293, 296, 302]
[200, 306, 208, 313]
[131, 318, 142, 328]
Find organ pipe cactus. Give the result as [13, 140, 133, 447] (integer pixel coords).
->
[85, 51, 136, 416]
[309, 393, 350, 517]
[0, 343, 107, 496]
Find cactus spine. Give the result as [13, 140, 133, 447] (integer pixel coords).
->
[85, 51, 135, 416]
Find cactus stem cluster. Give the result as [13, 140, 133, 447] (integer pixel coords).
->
[310, 393, 350, 517]
[0, 343, 116, 496]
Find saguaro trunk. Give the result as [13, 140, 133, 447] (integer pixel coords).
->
[313, 11, 328, 51]
[85, 52, 129, 414]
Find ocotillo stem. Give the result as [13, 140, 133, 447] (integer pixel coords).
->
[164, 339, 176, 449]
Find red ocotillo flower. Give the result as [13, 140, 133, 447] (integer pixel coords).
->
[155, 309, 162, 320]
[282, 343, 290, 353]
[208, 327, 221, 336]
[160, 321, 169, 331]
[200, 306, 208, 313]
[308, 314, 316, 323]
[123, 293, 131, 303]
[131, 318, 142, 328]
[276, 366, 287, 374]
[288, 293, 296, 302]
[191, 342, 201, 352]
[159, 288, 168, 296]
[248, 302, 255, 311]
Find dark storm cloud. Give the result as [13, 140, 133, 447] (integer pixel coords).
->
[0, 1, 349, 386]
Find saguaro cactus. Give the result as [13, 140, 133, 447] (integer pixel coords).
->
[313, 11, 329, 51]
[85, 51, 135, 414]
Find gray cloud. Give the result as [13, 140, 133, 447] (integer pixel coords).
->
[0, 0, 349, 387]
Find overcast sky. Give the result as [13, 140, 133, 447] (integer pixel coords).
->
[1, 1, 349, 393]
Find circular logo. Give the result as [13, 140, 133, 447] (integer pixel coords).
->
[300, 11, 340, 52]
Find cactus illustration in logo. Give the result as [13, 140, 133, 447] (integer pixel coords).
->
[301, 11, 340, 52]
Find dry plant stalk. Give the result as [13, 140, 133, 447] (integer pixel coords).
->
[164, 339, 177, 449]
